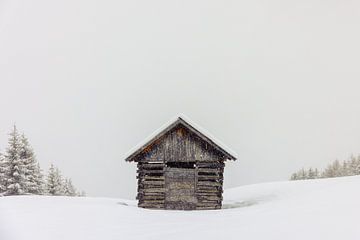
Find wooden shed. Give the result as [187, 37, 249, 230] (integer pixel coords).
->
[125, 116, 237, 210]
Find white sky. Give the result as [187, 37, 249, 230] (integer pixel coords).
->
[1, 0, 360, 198]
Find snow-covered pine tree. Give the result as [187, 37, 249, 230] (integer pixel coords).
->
[4, 125, 27, 195]
[314, 168, 319, 178]
[64, 178, 77, 196]
[354, 156, 360, 175]
[298, 168, 308, 180]
[332, 160, 342, 177]
[34, 163, 45, 194]
[0, 153, 7, 193]
[46, 164, 63, 195]
[308, 168, 318, 179]
[19, 133, 44, 194]
[290, 172, 298, 180]
[322, 162, 336, 178]
[348, 155, 357, 176]
[341, 160, 350, 176]
[55, 167, 65, 195]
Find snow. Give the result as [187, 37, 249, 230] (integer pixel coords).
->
[1, 176, 360, 240]
[124, 114, 238, 160]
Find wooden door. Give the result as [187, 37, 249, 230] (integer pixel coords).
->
[164, 167, 197, 210]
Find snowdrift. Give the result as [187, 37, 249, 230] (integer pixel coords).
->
[1, 176, 360, 240]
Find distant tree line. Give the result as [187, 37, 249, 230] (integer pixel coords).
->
[0, 126, 85, 196]
[290, 155, 360, 180]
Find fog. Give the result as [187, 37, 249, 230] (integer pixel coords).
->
[1, 0, 360, 198]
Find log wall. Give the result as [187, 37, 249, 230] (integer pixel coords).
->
[137, 162, 165, 209]
[137, 161, 225, 210]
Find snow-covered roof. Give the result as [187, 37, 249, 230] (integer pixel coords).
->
[125, 115, 238, 162]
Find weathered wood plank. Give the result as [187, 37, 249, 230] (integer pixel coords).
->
[139, 188, 165, 193]
[197, 181, 222, 187]
[137, 176, 165, 180]
[138, 204, 164, 209]
[196, 206, 219, 210]
[141, 196, 165, 200]
[197, 175, 223, 180]
[196, 202, 221, 206]
[138, 163, 165, 167]
[140, 200, 165, 203]
[138, 166, 165, 170]
[139, 181, 165, 185]
[196, 189, 223, 193]
[198, 168, 223, 172]
[137, 169, 164, 174]
[197, 195, 222, 201]
[196, 193, 221, 197]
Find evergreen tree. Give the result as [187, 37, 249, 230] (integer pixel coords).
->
[322, 160, 341, 178]
[341, 160, 350, 176]
[290, 172, 298, 180]
[348, 156, 357, 175]
[46, 164, 63, 195]
[314, 168, 319, 178]
[4, 126, 27, 195]
[298, 168, 308, 180]
[55, 167, 65, 195]
[64, 178, 77, 196]
[354, 156, 360, 175]
[308, 168, 318, 179]
[34, 163, 45, 194]
[322, 164, 333, 178]
[19, 134, 44, 194]
[0, 153, 7, 193]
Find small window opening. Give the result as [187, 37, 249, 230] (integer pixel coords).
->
[166, 162, 195, 169]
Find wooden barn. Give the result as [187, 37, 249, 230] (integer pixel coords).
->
[125, 116, 237, 210]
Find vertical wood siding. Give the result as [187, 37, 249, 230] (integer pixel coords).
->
[134, 126, 226, 162]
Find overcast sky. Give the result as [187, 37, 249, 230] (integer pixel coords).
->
[1, 0, 360, 198]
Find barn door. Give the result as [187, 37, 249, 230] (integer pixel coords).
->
[164, 165, 197, 210]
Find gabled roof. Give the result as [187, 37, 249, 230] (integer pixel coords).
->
[125, 115, 237, 162]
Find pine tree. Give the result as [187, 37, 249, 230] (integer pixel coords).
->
[290, 172, 298, 180]
[322, 160, 340, 178]
[19, 134, 44, 194]
[4, 126, 27, 195]
[314, 168, 319, 178]
[64, 178, 77, 196]
[298, 168, 308, 180]
[308, 168, 318, 179]
[0, 153, 7, 193]
[34, 163, 45, 194]
[348, 156, 358, 175]
[46, 164, 63, 196]
[55, 167, 65, 195]
[341, 160, 350, 176]
[355, 156, 360, 175]
[322, 164, 333, 178]
[333, 160, 342, 177]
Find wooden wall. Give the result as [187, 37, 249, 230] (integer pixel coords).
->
[136, 161, 224, 210]
[133, 126, 226, 163]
